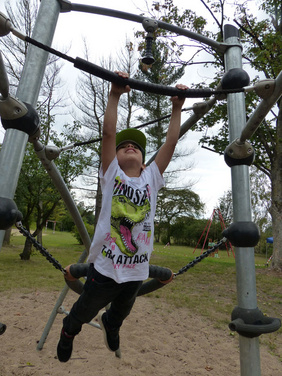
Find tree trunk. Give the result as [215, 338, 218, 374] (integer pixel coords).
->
[271, 203, 282, 270]
[154, 222, 161, 243]
[3, 227, 12, 245]
[166, 222, 171, 245]
[37, 230, 42, 245]
[270, 101, 282, 270]
[20, 237, 33, 260]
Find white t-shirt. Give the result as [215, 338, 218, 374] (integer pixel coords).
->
[87, 157, 165, 283]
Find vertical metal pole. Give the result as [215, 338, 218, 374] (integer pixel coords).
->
[0, 0, 61, 249]
[224, 25, 261, 376]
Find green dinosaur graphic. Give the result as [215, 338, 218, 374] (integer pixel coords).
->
[111, 195, 150, 257]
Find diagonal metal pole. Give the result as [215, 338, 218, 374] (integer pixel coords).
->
[0, 0, 61, 249]
[224, 25, 261, 376]
[146, 97, 217, 165]
[240, 71, 282, 142]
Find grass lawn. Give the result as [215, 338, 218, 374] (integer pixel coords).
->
[0, 228, 83, 292]
[1, 228, 281, 360]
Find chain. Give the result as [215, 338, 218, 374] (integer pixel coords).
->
[174, 238, 227, 277]
[15, 221, 226, 277]
[15, 222, 66, 275]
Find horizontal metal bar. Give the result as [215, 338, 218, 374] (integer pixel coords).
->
[58, 1, 228, 53]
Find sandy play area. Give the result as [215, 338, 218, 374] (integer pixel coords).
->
[0, 289, 281, 376]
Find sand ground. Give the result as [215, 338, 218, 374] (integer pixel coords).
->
[0, 290, 281, 376]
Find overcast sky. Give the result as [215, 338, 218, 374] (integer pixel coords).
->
[1, 0, 252, 216]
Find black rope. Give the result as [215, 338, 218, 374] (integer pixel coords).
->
[73, 137, 102, 147]
[66, 106, 192, 149]
[201, 145, 224, 155]
[134, 107, 192, 129]
[15, 222, 66, 274]
[24, 35, 244, 98]
[26, 36, 75, 64]
[174, 238, 226, 276]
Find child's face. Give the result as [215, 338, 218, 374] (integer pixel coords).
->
[116, 142, 144, 166]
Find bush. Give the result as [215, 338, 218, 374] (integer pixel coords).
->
[72, 222, 94, 244]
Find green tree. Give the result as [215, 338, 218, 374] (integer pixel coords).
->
[249, 167, 271, 232]
[194, 0, 282, 269]
[216, 166, 272, 253]
[155, 187, 204, 244]
[171, 217, 208, 246]
[233, 0, 282, 269]
[154, 0, 282, 270]
[15, 110, 92, 259]
[1, 0, 94, 259]
[217, 190, 233, 227]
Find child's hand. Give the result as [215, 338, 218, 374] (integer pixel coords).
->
[111, 71, 131, 96]
[170, 83, 188, 108]
[64, 264, 78, 281]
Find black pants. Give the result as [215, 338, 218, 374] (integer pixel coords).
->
[63, 263, 142, 335]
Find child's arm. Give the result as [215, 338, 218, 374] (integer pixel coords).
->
[155, 84, 188, 175]
[101, 71, 130, 174]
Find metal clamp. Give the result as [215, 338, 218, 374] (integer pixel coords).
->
[224, 138, 255, 167]
[229, 306, 281, 338]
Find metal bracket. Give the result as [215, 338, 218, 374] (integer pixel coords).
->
[0, 95, 28, 120]
[229, 306, 281, 338]
[222, 222, 260, 247]
[254, 79, 276, 99]
[224, 138, 255, 167]
[0, 197, 22, 230]
[0, 11, 12, 36]
[57, 0, 72, 12]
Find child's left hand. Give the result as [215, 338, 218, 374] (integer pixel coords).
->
[171, 84, 188, 108]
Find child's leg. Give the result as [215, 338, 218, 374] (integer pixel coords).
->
[98, 280, 142, 352]
[106, 280, 142, 329]
[57, 265, 121, 362]
[63, 265, 120, 335]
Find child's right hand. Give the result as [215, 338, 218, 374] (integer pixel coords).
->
[110, 71, 131, 96]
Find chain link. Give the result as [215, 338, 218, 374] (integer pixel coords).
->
[174, 238, 227, 276]
[15, 222, 66, 274]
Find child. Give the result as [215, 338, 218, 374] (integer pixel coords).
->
[57, 71, 188, 362]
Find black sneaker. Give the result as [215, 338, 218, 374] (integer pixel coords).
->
[98, 312, 120, 352]
[57, 329, 74, 362]
[0, 323, 6, 335]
